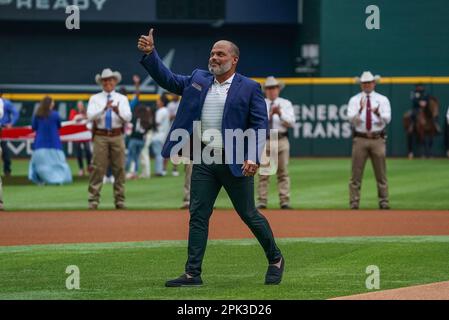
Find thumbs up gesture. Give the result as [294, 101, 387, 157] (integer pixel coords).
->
[137, 28, 155, 55]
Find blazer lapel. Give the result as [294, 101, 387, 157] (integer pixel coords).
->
[197, 76, 214, 118]
[223, 73, 242, 118]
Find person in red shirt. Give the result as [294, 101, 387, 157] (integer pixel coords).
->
[69, 101, 92, 176]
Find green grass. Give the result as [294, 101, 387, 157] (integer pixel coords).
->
[2, 158, 449, 210]
[1, 236, 449, 299]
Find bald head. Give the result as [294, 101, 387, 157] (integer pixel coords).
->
[213, 40, 240, 57]
[209, 40, 240, 79]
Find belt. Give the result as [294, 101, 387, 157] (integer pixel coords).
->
[94, 128, 123, 137]
[267, 131, 289, 139]
[354, 131, 385, 139]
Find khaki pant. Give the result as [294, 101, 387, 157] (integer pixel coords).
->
[257, 136, 290, 206]
[88, 134, 126, 207]
[349, 136, 389, 207]
[183, 163, 193, 206]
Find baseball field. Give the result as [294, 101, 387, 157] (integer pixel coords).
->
[1, 158, 448, 300]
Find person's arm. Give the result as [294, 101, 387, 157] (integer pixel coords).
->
[2, 101, 19, 126]
[9, 102, 19, 126]
[138, 28, 191, 95]
[87, 96, 106, 121]
[379, 97, 392, 125]
[140, 50, 192, 96]
[114, 96, 132, 123]
[279, 100, 296, 128]
[347, 96, 361, 123]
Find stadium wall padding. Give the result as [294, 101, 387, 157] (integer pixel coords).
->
[4, 79, 449, 157]
[319, 0, 449, 77]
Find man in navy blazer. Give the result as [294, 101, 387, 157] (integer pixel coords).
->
[138, 29, 284, 287]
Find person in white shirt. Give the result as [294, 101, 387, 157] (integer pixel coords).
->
[166, 93, 193, 208]
[165, 94, 181, 177]
[151, 94, 170, 176]
[347, 71, 391, 210]
[87, 68, 132, 210]
[167, 94, 180, 123]
[0, 97, 4, 210]
[257, 76, 296, 210]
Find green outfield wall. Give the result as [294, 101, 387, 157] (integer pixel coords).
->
[282, 80, 449, 157]
[3, 77, 449, 157]
[319, 0, 449, 77]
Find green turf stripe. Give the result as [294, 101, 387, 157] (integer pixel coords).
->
[2, 235, 449, 254]
[4, 158, 449, 210]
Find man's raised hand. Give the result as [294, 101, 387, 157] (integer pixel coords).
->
[138, 28, 155, 55]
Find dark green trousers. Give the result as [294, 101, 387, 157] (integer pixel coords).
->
[185, 163, 282, 277]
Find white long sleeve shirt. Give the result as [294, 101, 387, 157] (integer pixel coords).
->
[153, 107, 170, 143]
[265, 97, 296, 133]
[87, 90, 132, 129]
[347, 91, 391, 133]
[167, 100, 180, 120]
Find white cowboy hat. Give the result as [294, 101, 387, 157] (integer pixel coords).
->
[95, 68, 122, 85]
[263, 76, 285, 90]
[355, 71, 381, 83]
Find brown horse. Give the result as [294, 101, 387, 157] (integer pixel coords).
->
[403, 96, 439, 158]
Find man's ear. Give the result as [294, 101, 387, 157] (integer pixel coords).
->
[233, 56, 239, 66]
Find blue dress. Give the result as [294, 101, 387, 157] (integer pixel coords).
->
[28, 111, 72, 185]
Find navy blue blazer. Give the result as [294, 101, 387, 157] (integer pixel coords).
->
[140, 50, 268, 177]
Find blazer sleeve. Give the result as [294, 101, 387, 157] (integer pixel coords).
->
[247, 82, 269, 164]
[140, 50, 191, 96]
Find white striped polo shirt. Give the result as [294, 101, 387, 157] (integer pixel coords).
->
[201, 73, 235, 149]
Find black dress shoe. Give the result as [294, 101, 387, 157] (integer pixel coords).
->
[281, 204, 293, 210]
[257, 204, 267, 209]
[350, 204, 359, 210]
[165, 274, 203, 287]
[379, 204, 390, 210]
[265, 257, 285, 285]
